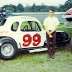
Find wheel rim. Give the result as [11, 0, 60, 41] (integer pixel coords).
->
[1, 44, 14, 56]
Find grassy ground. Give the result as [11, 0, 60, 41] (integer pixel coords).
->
[0, 50, 72, 72]
[57, 24, 72, 36]
[0, 23, 72, 72]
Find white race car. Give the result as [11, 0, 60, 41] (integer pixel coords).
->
[0, 16, 46, 60]
[0, 16, 71, 60]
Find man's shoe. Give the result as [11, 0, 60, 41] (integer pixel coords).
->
[52, 55, 55, 59]
[48, 55, 52, 58]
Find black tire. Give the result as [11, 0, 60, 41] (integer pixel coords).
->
[70, 37, 72, 52]
[66, 18, 72, 22]
[0, 38, 18, 60]
[42, 41, 47, 48]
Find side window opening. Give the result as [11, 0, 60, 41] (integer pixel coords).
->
[28, 21, 41, 31]
[0, 18, 6, 26]
[11, 22, 19, 31]
[20, 21, 31, 31]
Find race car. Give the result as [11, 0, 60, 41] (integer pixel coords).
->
[62, 8, 72, 21]
[0, 16, 71, 60]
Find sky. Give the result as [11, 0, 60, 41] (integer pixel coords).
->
[0, 0, 68, 7]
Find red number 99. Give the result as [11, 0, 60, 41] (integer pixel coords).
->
[23, 34, 32, 46]
[33, 33, 41, 46]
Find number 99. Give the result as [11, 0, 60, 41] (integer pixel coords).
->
[23, 34, 41, 47]
[23, 34, 32, 46]
[33, 34, 41, 46]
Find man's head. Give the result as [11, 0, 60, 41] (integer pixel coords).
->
[48, 9, 55, 17]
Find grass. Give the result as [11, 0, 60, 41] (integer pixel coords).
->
[0, 22, 72, 72]
[57, 24, 72, 36]
[0, 50, 72, 72]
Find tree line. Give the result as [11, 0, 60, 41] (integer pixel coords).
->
[1, 0, 72, 12]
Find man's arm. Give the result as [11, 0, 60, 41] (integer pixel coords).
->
[49, 17, 60, 34]
[43, 19, 50, 35]
[43, 18, 54, 38]
[43, 24, 50, 35]
[43, 24, 53, 38]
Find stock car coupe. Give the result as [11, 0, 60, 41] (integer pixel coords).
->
[62, 8, 72, 21]
[0, 16, 71, 60]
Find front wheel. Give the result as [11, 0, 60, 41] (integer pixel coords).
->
[0, 39, 18, 60]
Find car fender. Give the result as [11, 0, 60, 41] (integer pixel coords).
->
[0, 37, 18, 48]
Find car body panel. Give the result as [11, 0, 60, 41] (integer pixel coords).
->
[0, 16, 71, 49]
[0, 16, 46, 49]
[62, 8, 72, 18]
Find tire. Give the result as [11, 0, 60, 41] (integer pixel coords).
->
[66, 18, 72, 22]
[65, 37, 72, 51]
[42, 41, 47, 48]
[0, 38, 18, 60]
[70, 37, 72, 52]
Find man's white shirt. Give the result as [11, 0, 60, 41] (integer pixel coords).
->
[43, 16, 59, 32]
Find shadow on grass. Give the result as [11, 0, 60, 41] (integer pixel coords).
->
[16, 48, 72, 58]
[17, 49, 48, 56]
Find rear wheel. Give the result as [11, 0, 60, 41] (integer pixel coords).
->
[70, 38, 72, 52]
[66, 18, 72, 21]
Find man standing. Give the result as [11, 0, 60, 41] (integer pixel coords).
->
[43, 9, 59, 59]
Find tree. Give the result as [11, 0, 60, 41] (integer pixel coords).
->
[59, 0, 72, 11]
[24, 5, 32, 12]
[40, 3, 47, 12]
[32, 4, 36, 12]
[2, 4, 17, 12]
[16, 3, 24, 12]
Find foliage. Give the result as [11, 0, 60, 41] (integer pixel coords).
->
[1, 0, 72, 12]
[59, 0, 72, 11]
[16, 3, 24, 12]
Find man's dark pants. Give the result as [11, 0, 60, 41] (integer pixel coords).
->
[46, 31, 56, 57]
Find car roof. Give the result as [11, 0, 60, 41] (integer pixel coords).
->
[62, 8, 72, 18]
[4, 16, 43, 30]
[6, 16, 39, 22]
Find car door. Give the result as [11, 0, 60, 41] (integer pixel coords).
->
[19, 21, 46, 48]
